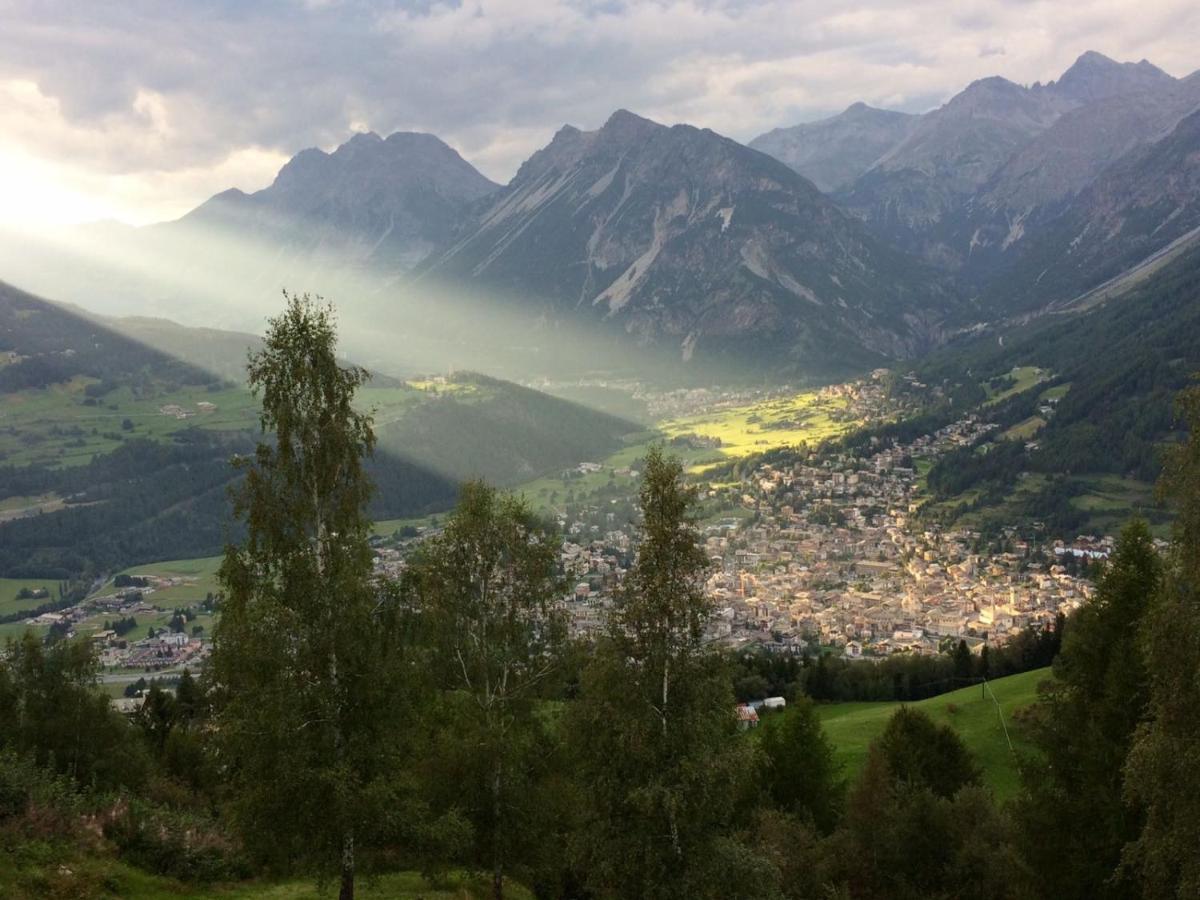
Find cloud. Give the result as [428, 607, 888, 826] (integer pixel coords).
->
[1, 0, 1198, 225]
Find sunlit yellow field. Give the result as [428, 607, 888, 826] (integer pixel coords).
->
[659, 389, 857, 468]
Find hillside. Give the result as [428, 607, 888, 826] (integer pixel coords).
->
[0, 280, 222, 397]
[817, 667, 1047, 801]
[911, 243, 1200, 536]
[0, 285, 640, 580]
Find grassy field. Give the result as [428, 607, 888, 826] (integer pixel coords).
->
[0, 620, 48, 642]
[1039, 382, 1071, 402]
[1000, 415, 1046, 442]
[372, 512, 446, 537]
[102, 556, 224, 607]
[0, 855, 533, 900]
[511, 389, 861, 515]
[0, 576, 60, 616]
[1069, 474, 1167, 537]
[0, 381, 260, 468]
[984, 366, 1048, 405]
[513, 432, 684, 515]
[816, 667, 1047, 802]
[0, 379, 422, 470]
[659, 389, 856, 466]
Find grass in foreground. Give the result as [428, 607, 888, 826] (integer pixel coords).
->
[816, 667, 1048, 802]
[0, 850, 533, 900]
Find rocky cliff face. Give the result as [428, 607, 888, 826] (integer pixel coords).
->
[978, 106, 1200, 312]
[419, 110, 958, 375]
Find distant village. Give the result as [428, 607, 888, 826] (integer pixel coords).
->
[467, 374, 1118, 659]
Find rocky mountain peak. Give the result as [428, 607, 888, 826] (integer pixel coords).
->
[1051, 50, 1173, 103]
[747, 103, 917, 192]
[599, 108, 665, 141]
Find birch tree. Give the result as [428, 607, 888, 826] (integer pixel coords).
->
[411, 481, 565, 900]
[210, 292, 405, 900]
[571, 447, 755, 899]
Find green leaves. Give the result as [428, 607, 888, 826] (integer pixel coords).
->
[209, 291, 407, 891]
[570, 446, 761, 899]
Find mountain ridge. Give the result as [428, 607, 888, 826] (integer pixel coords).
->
[417, 108, 961, 376]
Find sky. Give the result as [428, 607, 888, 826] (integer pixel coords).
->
[1, 0, 1198, 228]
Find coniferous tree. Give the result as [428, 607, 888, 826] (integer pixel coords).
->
[828, 707, 1019, 900]
[409, 481, 566, 900]
[1013, 520, 1160, 899]
[570, 447, 769, 899]
[1124, 384, 1200, 898]
[757, 696, 843, 833]
[952, 638, 973, 683]
[209, 293, 408, 900]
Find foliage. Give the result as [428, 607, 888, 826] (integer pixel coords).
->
[0, 632, 148, 791]
[104, 797, 249, 883]
[408, 481, 566, 899]
[757, 696, 843, 832]
[873, 706, 980, 798]
[1012, 520, 1160, 899]
[208, 293, 413, 898]
[1123, 383, 1200, 897]
[813, 707, 1023, 899]
[570, 447, 763, 899]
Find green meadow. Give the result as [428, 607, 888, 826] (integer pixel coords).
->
[816, 667, 1047, 802]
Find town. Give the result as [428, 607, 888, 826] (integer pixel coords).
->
[12, 372, 1118, 690]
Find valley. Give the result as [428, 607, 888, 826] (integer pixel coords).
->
[2, 27, 1199, 900]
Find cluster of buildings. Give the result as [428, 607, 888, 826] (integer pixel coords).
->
[18, 581, 211, 674]
[97, 629, 208, 671]
[695, 413, 1100, 656]
[541, 393, 1105, 657]
[158, 400, 217, 420]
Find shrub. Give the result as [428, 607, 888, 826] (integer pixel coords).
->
[103, 798, 248, 883]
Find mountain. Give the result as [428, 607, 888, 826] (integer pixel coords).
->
[419, 109, 959, 377]
[0, 131, 499, 334]
[837, 76, 1075, 267]
[171, 131, 498, 270]
[748, 103, 917, 193]
[967, 79, 1200, 247]
[1049, 50, 1175, 104]
[751, 52, 1192, 279]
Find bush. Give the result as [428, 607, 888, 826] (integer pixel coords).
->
[103, 798, 248, 883]
[0, 751, 82, 840]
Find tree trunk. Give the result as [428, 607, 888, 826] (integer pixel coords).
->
[339, 830, 355, 900]
[662, 658, 682, 861]
[492, 761, 504, 900]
